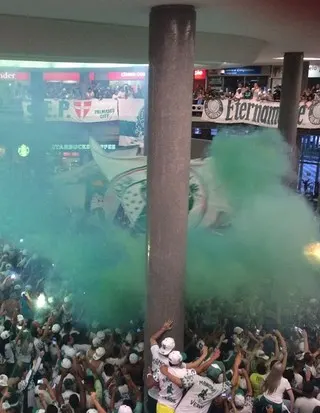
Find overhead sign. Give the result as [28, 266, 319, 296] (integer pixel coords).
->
[43, 72, 80, 82]
[194, 70, 206, 80]
[0, 72, 30, 81]
[222, 66, 262, 76]
[22, 99, 118, 122]
[107, 72, 146, 81]
[308, 65, 320, 78]
[200, 98, 320, 129]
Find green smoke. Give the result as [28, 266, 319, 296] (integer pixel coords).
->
[0, 129, 319, 328]
[186, 129, 319, 324]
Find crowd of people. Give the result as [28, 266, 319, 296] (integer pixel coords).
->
[193, 84, 320, 105]
[2, 239, 320, 413]
[45, 82, 144, 100]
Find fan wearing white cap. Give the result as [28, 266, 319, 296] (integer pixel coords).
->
[0, 331, 15, 373]
[157, 350, 199, 412]
[159, 348, 235, 413]
[89, 347, 106, 375]
[148, 319, 175, 405]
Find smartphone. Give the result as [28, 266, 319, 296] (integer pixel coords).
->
[37, 379, 43, 385]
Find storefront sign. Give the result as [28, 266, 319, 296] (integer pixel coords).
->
[52, 143, 116, 150]
[222, 66, 262, 76]
[22, 99, 118, 122]
[107, 72, 146, 81]
[43, 72, 80, 82]
[194, 70, 206, 80]
[0, 72, 30, 81]
[18, 144, 30, 157]
[308, 65, 320, 78]
[201, 98, 320, 129]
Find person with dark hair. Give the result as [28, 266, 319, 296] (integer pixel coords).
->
[294, 382, 320, 413]
[250, 362, 268, 398]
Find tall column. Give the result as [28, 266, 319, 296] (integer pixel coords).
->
[278, 52, 303, 150]
[146, 5, 196, 350]
[301, 61, 309, 93]
[143, 70, 148, 155]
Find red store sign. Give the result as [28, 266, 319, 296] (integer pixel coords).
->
[108, 72, 146, 81]
[194, 69, 206, 80]
[0, 72, 30, 81]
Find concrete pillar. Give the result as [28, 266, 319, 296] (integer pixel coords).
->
[30, 71, 46, 122]
[80, 72, 92, 99]
[301, 61, 309, 93]
[146, 5, 196, 351]
[278, 52, 303, 153]
[143, 70, 148, 155]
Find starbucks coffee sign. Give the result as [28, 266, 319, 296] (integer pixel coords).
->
[200, 98, 320, 129]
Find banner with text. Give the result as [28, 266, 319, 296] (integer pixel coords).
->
[118, 99, 145, 146]
[23, 99, 118, 122]
[200, 99, 320, 129]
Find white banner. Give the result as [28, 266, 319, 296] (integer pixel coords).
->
[200, 99, 320, 129]
[22, 98, 118, 122]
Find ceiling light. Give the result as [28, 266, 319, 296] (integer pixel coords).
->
[273, 57, 320, 61]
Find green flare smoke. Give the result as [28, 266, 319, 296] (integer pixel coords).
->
[0, 129, 319, 327]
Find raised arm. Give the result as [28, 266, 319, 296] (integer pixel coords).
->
[160, 365, 183, 388]
[274, 330, 287, 370]
[195, 349, 221, 375]
[186, 346, 209, 369]
[150, 320, 173, 346]
[91, 392, 107, 413]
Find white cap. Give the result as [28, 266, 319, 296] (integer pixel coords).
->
[159, 337, 175, 355]
[52, 324, 61, 333]
[92, 337, 102, 347]
[134, 342, 144, 353]
[168, 351, 183, 365]
[64, 347, 76, 359]
[0, 331, 10, 340]
[234, 394, 245, 408]
[129, 353, 139, 364]
[87, 410, 98, 413]
[233, 327, 244, 335]
[96, 331, 105, 340]
[93, 347, 106, 361]
[0, 374, 8, 387]
[61, 358, 72, 369]
[17, 314, 24, 323]
[118, 406, 133, 413]
[256, 349, 269, 360]
[14, 284, 22, 291]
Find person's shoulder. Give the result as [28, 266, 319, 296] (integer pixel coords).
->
[151, 344, 159, 352]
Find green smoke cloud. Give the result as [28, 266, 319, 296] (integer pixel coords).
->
[0, 129, 319, 328]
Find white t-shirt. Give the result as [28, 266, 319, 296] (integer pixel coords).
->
[176, 375, 230, 413]
[149, 344, 171, 400]
[158, 367, 194, 409]
[263, 377, 291, 404]
[5, 342, 15, 364]
[62, 390, 79, 404]
[295, 397, 320, 413]
[293, 373, 303, 390]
